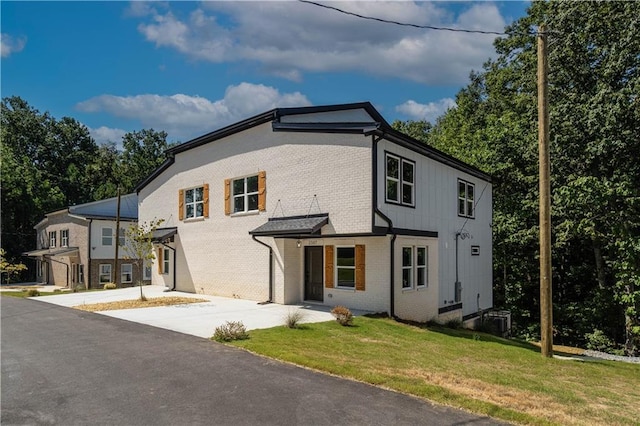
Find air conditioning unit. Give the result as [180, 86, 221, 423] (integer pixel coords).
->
[486, 310, 511, 337]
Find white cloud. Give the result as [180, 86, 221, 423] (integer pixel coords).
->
[396, 98, 456, 122]
[77, 82, 311, 141]
[135, 2, 505, 85]
[89, 126, 127, 146]
[1, 33, 26, 58]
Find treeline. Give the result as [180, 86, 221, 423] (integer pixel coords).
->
[1, 96, 173, 273]
[393, 1, 640, 355]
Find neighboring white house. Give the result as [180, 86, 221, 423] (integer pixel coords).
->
[136, 102, 493, 323]
[24, 194, 151, 289]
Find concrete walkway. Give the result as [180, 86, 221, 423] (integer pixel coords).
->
[33, 285, 365, 339]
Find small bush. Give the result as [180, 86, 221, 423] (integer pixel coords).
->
[585, 329, 621, 354]
[103, 282, 117, 290]
[54, 289, 62, 293]
[212, 321, 249, 342]
[444, 318, 462, 329]
[72, 284, 85, 293]
[331, 306, 353, 326]
[27, 288, 40, 297]
[284, 309, 306, 329]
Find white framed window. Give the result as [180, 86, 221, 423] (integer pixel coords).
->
[99, 264, 112, 284]
[163, 248, 170, 274]
[61, 229, 69, 247]
[416, 246, 428, 288]
[402, 247, 413, 289]
[121, 264, 133, 283]
[102, 227, 113, 246]
[336, 246, 355, 289]
[458, 179, 475, 218]
[185, 186, 205, 219]
[49, 231, 57, 248]
[386, 153, 415, 207]
[233, 174, 259, 214]
[143, 264, 152, 280]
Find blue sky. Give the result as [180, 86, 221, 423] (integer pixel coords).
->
[1, 1, 530, 145]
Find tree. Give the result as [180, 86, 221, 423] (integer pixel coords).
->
[427, 1, 640, 354]
[123, 219, 165, 300]
[120, 129, 172, 191]
[391, 119, 432, 144]
[0, 249, 27, 284]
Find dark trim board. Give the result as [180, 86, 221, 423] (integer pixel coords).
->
[438, 303, 463, 315]
[372, 226, 438, 238]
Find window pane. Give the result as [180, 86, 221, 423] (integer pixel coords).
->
[233, 178, 245, 195]
[402, 247, 412, 267]
[417, 267, 426, 287]
[402, 183, 413, 205]
[248, 194, 258, 211]
[467, 201, 474, 216]
[467, 184, 474, 201]
[402, 161, 414, 183]
[386, 156, 399, 178]
[402, 269, 411, 288]
[337, 247, 355, 267]
[417, 247, 426, 266]
[185, 188, 194, 203]
[387, 179, 398, 201]
[458, 199, 465, 215]
[459, 181, 466, 198]
[186, 204, 194, 218]
[196, 203, 203, 217]
[247, 175, 258, 193]
[337, 268, 355, 287]
[195, 186, 204, 201]
[234, 196, 244, 213]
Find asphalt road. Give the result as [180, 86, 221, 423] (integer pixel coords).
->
[1, 297, 503, 425]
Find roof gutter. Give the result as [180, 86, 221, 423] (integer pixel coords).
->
[372, 133, 397, 319]
[251, 235, 273, 304]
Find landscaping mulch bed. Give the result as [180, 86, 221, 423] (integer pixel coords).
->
[74, 296, 208, 312]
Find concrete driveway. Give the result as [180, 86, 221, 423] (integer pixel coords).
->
[34, 285, 365, 338]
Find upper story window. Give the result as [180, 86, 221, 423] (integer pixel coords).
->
[458, 179, 475, 218]
[49, 231, 57, 248]
[385, 153, 415, 207]
[60, 229, 69, 247]
[225, 171, 266, 215]
[102, 227, 112, 246]
[179, 184, 209, 221]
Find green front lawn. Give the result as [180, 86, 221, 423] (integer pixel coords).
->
[230, 316, 640, 425]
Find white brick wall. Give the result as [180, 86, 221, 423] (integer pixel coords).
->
[139, 122, 373, 302]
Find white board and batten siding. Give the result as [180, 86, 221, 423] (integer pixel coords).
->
[376, 138, 493, 319]
[138, 121, 373, 301]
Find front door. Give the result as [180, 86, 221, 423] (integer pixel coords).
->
[304, 246, 323, 302]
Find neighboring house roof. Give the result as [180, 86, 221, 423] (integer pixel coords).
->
[249, 214, 329, 237]
[135, 102, 490, 192]
[34, 193, 138, 230]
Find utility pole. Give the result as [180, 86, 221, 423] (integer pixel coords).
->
[537, 24, 553, 358]
[114, 187, 121, 288]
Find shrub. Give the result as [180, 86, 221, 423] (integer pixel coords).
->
[212, 321, 249, 342]
[103, 282, 117, 290]
[72, 284, 85, 293]
[331, 306, 353, 326]
[27, 288, 40, 297]
[444, 318, 462, 329]
[585, 329, 621, 354]
[284, 309, 306, 329]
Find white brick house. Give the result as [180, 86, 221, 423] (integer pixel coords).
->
[137, 102, 493, 323]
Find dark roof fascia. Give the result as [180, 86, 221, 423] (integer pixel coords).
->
[272, 122, 380, 135]
[278, 231, 388, 239]
[166, 110, 277, 156]
[372, 226, 438, 238]
[135, 156, 175, 193]
[375, 127, 492, 183]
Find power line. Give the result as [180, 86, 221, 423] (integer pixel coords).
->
[298, 0, 510, 36]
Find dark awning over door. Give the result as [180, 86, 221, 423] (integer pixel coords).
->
[151, 227, 178, 243]
[249, 214, 329, 238]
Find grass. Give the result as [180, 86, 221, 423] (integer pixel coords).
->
[73, 296, 208, 311]
[1, 290, 62, 298]
[229, 316, 640, 425]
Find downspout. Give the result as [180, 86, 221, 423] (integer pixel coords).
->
[372, 133, 397, 318]
[251, 235, 273, 303]
[87, 218, 92, 289]
[46, 255, 70, 288]
[160, 242, 176, 291]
